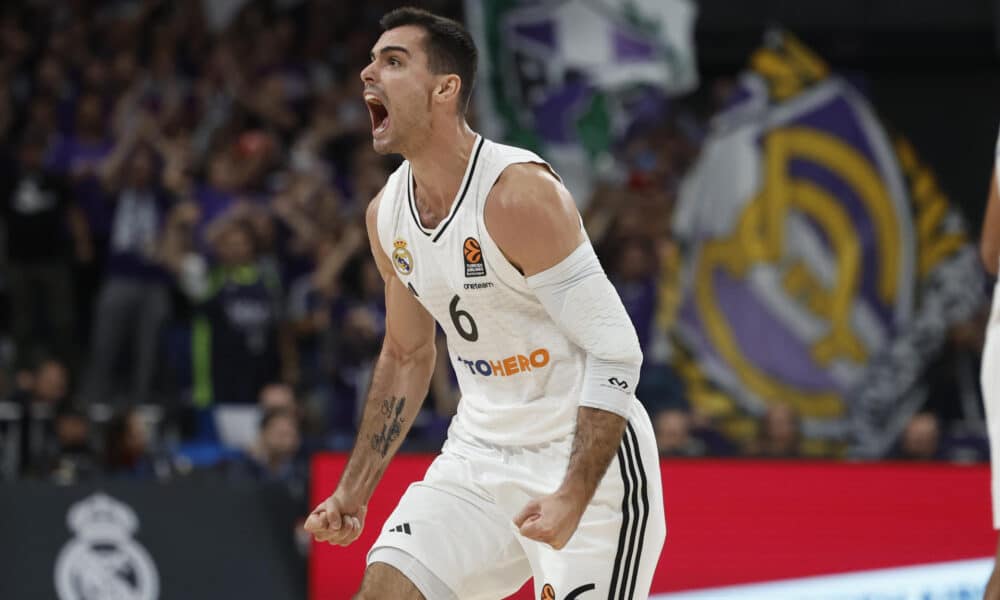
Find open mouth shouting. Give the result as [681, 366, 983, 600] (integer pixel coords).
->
[364, 92, 390, 137]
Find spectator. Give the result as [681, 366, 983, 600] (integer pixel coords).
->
[896, 412, 942, 461]
[229, 408, 307, 496]
[47, 91, 115, 345]
[21, 95, 60, 145]
[608, 235, 659, 354]
[31, 55, 73, 114]
[653, 406, 734, 457]
[172, 216, 293, 407]
[0, 131, 90, 368]
[105, 407, 161, 479]
[11, 357, 72, 475]
[286, 225, 364, 392]
[215, 381, 306, 453]
[602, 208, 688, 417]
[193, 142, 263, 232]
[655, 408, 702, 457]
[48, 91, 114, 252]
[259, 382, 298, 415]
[0, 0, 500, 468]
[753, 404, 803, 458]
[324, 257, 386, 431]
[81, 127, 174, 406]
[42, 403, 100, 485]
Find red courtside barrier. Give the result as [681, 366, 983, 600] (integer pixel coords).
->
[310, 456, 996, 599]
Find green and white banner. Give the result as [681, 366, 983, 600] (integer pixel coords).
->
[465, 0, 698, 202]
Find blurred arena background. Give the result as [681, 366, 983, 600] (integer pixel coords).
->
[0, 0, 998, 598]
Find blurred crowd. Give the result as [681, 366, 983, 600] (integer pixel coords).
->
[0, 0, 465, 487]
[0, 0, 988, 489]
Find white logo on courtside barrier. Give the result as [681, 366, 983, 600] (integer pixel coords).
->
[54, 493, 160, 600]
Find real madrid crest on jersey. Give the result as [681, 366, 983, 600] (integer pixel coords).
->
[392, 239, 413, 275]
[55, 493, 160, 600]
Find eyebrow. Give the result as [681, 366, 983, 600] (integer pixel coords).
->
[370, 46, 411, 61]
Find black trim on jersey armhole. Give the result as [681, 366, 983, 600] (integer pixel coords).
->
[406, 164, 432, 237]
[432, 136, 484, 242]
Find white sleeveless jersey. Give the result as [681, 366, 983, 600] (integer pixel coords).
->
[376, 135, 587, 446]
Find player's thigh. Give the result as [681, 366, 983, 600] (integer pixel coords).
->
[356, 562, 425, 600]
[982, 320, 1000, 526]
[527, 408, 666, 599]
[368, 471, 531, 598]
[982, 319, 1000, 408]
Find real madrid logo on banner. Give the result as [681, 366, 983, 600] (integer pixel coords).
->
[54, 493, 160, 600]
[670, 30, 980, 456]
[392, 239, 413, 275]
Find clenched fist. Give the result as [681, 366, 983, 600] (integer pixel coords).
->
[513, 489, 587, 550]
[304, 490, 368, 547]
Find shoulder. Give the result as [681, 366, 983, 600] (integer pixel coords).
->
[365, 186, 386, 231]
[366, 185, 398, 279]
[485, 162, 584, 276]
[488, 162, 576, 229]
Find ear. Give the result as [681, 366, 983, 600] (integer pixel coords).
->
[433, 74, 462, 107]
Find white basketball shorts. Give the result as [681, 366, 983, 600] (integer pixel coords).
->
[367, 398, 666, 599]
[982, 278, 1000, 529]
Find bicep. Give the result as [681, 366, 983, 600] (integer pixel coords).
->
[486, 164, 586, 277]
[382, 273, 436, 357]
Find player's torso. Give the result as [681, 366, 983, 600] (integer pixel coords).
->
[376, 136, 584, 445]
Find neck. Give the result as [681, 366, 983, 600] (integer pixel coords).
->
[266, 453, 290, 473]
[405, 119, 477, 216]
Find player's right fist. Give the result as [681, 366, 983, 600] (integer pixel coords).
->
[304, 490, 367, 547]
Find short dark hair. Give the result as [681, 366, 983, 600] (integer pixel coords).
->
[380, 7, 477, 114]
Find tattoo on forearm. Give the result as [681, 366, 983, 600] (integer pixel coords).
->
[370, 396, 406, 457]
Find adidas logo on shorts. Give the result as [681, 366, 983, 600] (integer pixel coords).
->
[388, 523, 411, 535]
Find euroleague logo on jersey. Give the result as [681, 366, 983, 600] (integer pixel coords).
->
[392, 239, 413, 275]
[463, 237, 486, 277]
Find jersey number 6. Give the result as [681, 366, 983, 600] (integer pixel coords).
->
[449, 295, 479, 342]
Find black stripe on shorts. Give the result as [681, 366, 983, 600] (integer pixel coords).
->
[609, 423, 648, 599]
[624, 423, 650, 599]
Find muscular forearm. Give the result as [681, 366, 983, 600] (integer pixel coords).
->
[338, 341, 435, 500]
[558, 407, 627, 502]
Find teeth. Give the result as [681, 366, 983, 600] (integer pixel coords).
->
[364, 94, 382, 105]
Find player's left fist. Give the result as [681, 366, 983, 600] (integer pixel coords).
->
[513, 489, 587, 550]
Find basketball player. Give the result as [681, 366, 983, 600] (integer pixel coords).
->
[304, 8, 666, 599]
[980, 130, 1000, 600]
